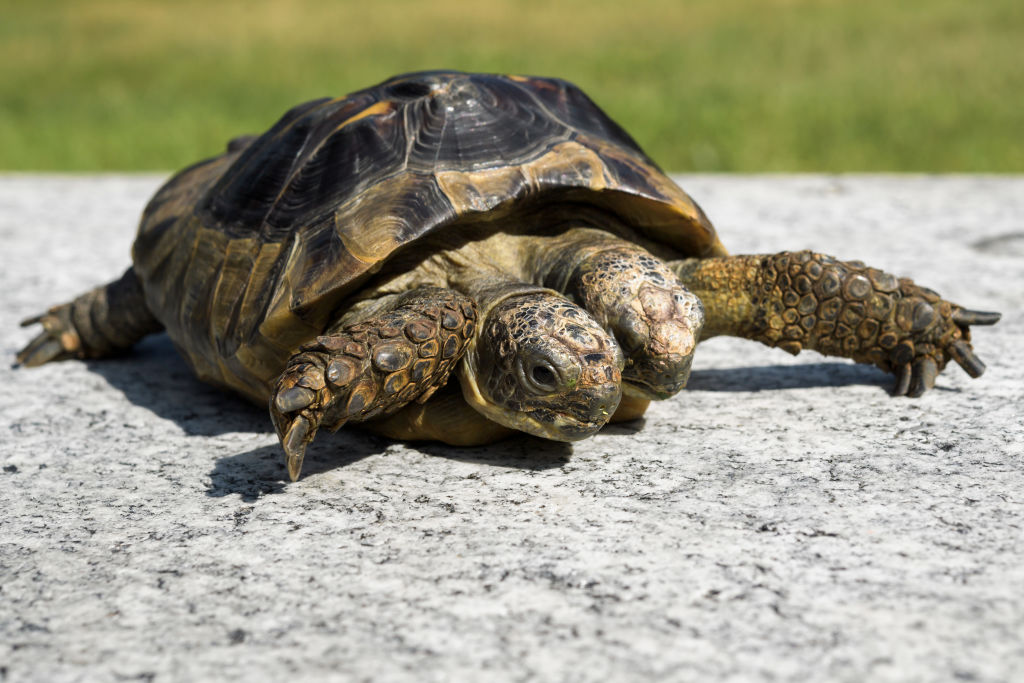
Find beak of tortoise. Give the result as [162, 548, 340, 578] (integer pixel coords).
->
[624, 351, 695, 400]
[510, 379, 623, 442]
[620, 316, 701, 400]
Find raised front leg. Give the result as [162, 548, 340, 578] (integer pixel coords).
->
[672, 251, 1000, 396]
[16, 267, 163, 367]
[270, 286, 477, 481]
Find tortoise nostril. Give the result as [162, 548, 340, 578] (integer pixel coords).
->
[532, 365, 556, 386]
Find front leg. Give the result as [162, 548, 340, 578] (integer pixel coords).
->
[672, 251, 1000, 396]
[270, 286, 477, 480]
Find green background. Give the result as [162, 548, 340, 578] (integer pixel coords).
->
[2, 0, 1022, 171]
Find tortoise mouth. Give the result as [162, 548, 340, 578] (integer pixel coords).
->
[622, 353, 694, 400]
[516, 381, 622, 441]
[460, 361, 621, 441]
[624, 377, 688, 401]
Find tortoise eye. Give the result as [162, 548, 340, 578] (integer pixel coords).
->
[532, 365, 556, 387]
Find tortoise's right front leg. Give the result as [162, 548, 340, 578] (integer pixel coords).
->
[270, 286, 477, 481]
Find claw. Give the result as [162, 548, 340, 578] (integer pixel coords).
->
[907, 357, 938, 397]
[282, 415, 313, 482]
[952, 309, 1001, 327]
[275, 386, 316, 413]
[893, 362, 912, 396]
[19, 313, 45, 327]
[948, 339, 986, 378]
[15, 335, 67, 368]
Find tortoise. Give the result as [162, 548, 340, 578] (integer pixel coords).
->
[16, 71, 1000, 481]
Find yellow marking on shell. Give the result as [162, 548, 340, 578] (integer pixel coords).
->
[271, 96, 348, 142]
[209, 236, 259, 342]
[505, 73, 557, 91]
[333, 173, 430, 264]
[332, 100, 397, 132]
[337, 216, 410, 265]
[436, 165, 529, 213]
[435, 141, 609, 215]
[258, 235, 321, 355]
[237, 240, 283, 334]
[576, 133, 727, 258]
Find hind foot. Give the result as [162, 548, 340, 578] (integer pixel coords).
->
[16, 268, 162, 367]
[270, 287, 477, 480]
[16, 304, 83, 367]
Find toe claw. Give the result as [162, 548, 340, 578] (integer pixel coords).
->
[949, 339, 986, 378]
[19, 313, 45, 327]
[893, 362, 912, 396]
[16, 335, 68, 368]
[952, 309, 1001, 327]
[907, 357, 938, 398]
[275, 386, 316, 413]
[283, 415, 313, 482]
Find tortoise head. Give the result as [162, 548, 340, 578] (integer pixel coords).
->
[460, 292, 623, 440]
[617, 283, 705, 400]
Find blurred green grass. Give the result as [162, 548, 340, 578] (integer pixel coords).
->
[1, 0, 1022, 171]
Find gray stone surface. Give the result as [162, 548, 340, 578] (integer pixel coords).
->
[1, 175, 1022, 682]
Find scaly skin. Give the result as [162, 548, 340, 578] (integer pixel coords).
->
[560, 247, 703, 399]
[672, 251, 1001, 396]
[270, 287, 477, 480]
[460, 289, 624, 441]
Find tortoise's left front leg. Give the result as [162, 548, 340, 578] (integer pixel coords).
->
[671, 251, 1000, 396]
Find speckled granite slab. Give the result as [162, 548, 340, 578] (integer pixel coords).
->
[2, 175, 1022, 682]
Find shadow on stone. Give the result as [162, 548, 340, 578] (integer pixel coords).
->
[687, 361, 891, 393]
[600, 418, 647, 436]
[415, 436, 572, 471]
[206, 432, 387, 501]
[971, 231, 1024, 257]
[86, 333, 266, 436]
[85, 334, 571, 490]
[82, 334, 919, 491]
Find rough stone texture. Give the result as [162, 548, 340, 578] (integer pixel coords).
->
[1, 175, 1022, 682]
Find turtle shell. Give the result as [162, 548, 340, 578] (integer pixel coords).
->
[131, 70, 726, 401]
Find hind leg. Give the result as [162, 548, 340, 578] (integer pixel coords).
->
[17, 267, 163, 366]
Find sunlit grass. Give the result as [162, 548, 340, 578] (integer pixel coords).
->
[1, 0, 1021, 171]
